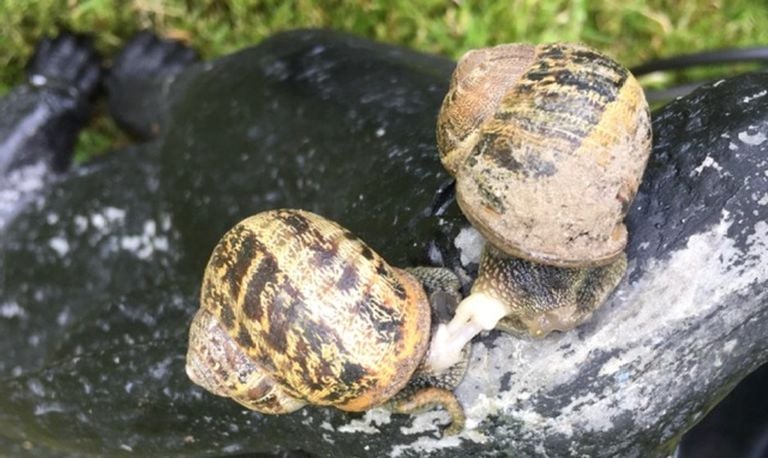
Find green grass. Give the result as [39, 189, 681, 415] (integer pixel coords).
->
[1, 0, 767, 159]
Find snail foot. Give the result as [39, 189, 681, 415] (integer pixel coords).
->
[493, 253, 629, 338]
[390, 387, 466, 436]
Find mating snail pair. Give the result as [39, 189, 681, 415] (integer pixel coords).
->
[185, 42, 652, 434]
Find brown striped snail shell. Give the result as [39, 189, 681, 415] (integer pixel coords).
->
[186, 209, 466, 433]
[437, 42, 651, 267]
[427, 43, 651, 371]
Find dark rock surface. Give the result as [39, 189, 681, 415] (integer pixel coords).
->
[158, 30, 458, 272]
[679, 362, 768, 458]
[106, 30, 199, 140]
[0, 29, 766, 457]
[0, 32, 101, 230]
[0, 32, 101, 174]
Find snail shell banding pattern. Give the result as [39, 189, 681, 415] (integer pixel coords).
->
[437, 42, 652, 267]
[186, 209, 431, 414]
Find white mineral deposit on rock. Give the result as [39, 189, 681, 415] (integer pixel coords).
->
[48, 236, 70, 256]
[399, 409, 451, 435]
[691, 155, 724, 176]
[743, 90, 767, 104]
[0, 301, 26, 319]
[0, 162, 47, 230]
[391, 435, 462, 458]
[738, 129, 767, 146]
[454, 226, 483, 266]
[337, 409, 392, 434]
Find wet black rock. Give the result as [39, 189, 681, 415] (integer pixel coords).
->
[106, 30, 199, 140]
[0, 32, 101, 175]
[157, 30, 457, 273]
[0, 32, 102, 232]
[0, 30, 766, 457]
[679, 363, 768, 458]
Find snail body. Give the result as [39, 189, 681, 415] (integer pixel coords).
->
[429, 43, 651, 371]
[187, 209, 467, 433]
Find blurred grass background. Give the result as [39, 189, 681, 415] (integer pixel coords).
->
[1, 0, 767, 159]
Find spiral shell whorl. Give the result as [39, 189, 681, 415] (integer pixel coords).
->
[438, 43, 652, 267]
[194, 209, 431, 412]
[437, 43, 537, 175]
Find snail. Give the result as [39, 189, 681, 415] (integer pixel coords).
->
[186, 209, 469, 435]
[427, 43, 652, 371]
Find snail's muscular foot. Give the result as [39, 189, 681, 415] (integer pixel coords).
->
[390, 387, 466, 436]
[393, 267, 469, 436]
